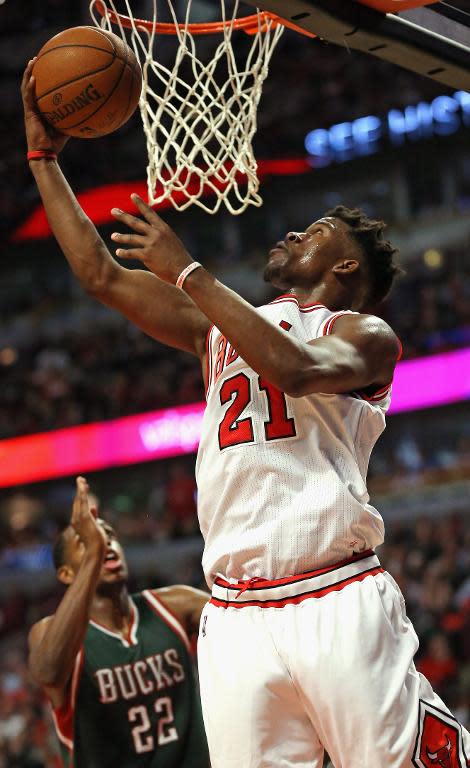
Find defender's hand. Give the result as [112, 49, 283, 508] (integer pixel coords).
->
[110, 194, 193, 284]
[22, 58, 69, 155]
[71, 477, 106, 557]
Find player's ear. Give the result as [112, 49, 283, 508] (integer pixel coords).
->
[57, 564, 75, 586]
[332, 259, 360, 276]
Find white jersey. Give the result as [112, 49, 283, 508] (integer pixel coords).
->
[195, 294, 392, 586]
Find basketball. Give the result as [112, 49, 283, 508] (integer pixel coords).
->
[32, 26, 142, 138]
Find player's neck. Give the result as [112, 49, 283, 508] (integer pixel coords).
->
[287, 284, 353, 311]
[90, 583, 131, 633]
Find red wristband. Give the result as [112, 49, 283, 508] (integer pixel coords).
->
[27, 150, 57, 161]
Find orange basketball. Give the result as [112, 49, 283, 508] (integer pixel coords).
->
[32, 26, 142, 139]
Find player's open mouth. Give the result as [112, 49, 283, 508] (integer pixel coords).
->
[103, 551, 122, 572]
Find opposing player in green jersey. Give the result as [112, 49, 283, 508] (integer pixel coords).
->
[28, 477, 209, 768]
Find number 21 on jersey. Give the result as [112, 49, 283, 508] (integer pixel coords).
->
[218, 374, 296, 450]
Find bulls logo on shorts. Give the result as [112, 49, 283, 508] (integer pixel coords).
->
[413, 700, 468, 767]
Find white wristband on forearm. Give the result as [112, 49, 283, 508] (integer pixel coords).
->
[176, 261, 202, 289]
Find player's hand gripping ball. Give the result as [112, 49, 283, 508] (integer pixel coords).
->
[32, 26, 142, 138]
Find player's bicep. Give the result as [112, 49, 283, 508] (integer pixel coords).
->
[94, 265, 211, 358]
[28, 618, 68, 707]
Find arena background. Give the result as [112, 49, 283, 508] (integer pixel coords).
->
[1, 1, 470, 765]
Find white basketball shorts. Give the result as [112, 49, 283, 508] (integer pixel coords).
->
[197, 550, 470, 767]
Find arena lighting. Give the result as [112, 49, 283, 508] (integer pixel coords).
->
[305, 91, 470, 167]
[1, 346, 469, 488]
[11, 159, 311, 242]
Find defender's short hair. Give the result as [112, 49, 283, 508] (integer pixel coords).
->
[325, 205, 403, 305]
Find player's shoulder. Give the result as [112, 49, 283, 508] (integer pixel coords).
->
[148, 586, 208, 626]
[141, 586, 208, 649]
[149, 584, 208, 607]
[331, 312, 401, 358]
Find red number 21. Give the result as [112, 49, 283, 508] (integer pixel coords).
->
[218, 374, 296, 450]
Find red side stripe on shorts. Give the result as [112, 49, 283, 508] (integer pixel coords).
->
[211, 566, 384, 609]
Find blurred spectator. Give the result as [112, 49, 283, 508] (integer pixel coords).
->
[417, 632, 458, 694]
[165, 463, 198, 536]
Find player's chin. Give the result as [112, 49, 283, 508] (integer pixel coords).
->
[263, 262, 291, 290]
[100, 564, 128, 582]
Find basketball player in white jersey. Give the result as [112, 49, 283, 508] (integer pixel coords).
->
[23, 59, 470, 767]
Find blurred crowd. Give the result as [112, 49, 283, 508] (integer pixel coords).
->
[381, 514, 470, 723]
[0, 456, 199, 567]
[0, 320, 204, 439]
[0, 646, 58, 768]
[2, 506, 470, 766]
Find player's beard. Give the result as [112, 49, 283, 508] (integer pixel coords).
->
[96, 576, 127, 598]
[263, 261, 291, 290]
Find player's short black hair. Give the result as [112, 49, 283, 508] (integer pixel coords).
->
[52, 528, 69, 570]
[325, 205, 403, 306]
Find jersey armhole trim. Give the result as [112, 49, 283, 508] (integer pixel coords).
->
[52, 645, 84, 753]
[321, 310, 353, 336]
[353, 383, 392, 403]
[204, 325, 214, 399]
[143, 590, 191, 653]
[396, 337, 403, 361]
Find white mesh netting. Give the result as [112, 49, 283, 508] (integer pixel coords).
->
[90, 0, 285, 214]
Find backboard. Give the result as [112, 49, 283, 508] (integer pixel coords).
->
[243, 0, 470, 89]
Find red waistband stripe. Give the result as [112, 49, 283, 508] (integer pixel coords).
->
[211, 552, 383, 609]
[214, 549, 375, 591]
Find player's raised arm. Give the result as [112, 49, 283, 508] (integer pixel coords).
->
[21, 60, 210, 359]
[28, 477, 106, 708]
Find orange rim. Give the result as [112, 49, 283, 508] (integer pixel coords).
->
[92, 0, 316, 38]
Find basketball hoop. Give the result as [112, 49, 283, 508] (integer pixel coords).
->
[90, 0, 315, 215]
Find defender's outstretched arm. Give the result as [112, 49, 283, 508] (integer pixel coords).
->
[28, 478, 106, 708]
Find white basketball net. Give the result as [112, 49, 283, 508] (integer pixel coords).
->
[90, 1, 285, 214]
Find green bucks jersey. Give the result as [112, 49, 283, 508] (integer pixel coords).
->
[52, 591, 209, 768]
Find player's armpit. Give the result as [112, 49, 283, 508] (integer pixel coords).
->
[153, 586, 210, 636]
[90, 265, 211, 359]
[294, 314, 400, 397]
